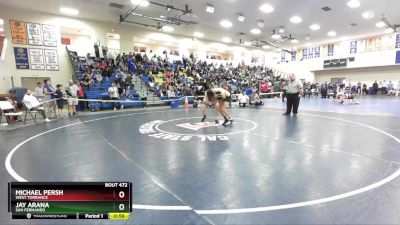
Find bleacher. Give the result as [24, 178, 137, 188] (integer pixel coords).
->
[66, 48, 280, 111]
[66, 48, 149, 111]
[84, 70, 148, 110]
[139, 68, 196, 105]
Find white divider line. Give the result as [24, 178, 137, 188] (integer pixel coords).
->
[195, 167, 400, 214]
[132, 204, 192, 211]
[4, 122, 83, 182]
[5, 110, 174, 182]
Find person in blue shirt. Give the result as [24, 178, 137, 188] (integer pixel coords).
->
[43, 80, 57, 118]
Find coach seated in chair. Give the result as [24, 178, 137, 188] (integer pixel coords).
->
[23, 90, 51, 123]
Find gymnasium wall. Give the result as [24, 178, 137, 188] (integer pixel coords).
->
[60, 33, 93, 57]
[272, 40, 400, 83]
[314, 65, 400, 86]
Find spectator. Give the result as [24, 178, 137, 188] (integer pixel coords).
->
[117, 83, 126, 97]
[54, 84, 65, 118]
[362, 83, 368, 95]
[167, 87, 176, 98]
[34, 82, 45, 101]
[138, 88, 148, 100]
[83, 73, 93, 88]
[108, 82, 120, 111]
[321, 82, 328, 98]
[372, 80, 378, 94]
[357, 82, 362, 94]
[23, 90, 50, 122]
[387, 81, 393, 94]
[250, 91, 263, 106]
[382, 80, 388, 94]
[389, 81, 400, 96]
[76, 81, 87, 111]
[238, 92, 249, 107]
[3, 97, 21, 123]
[260, 82, 268, 93]
[43, 80, 57, 118]
[65, 79, 79, 116]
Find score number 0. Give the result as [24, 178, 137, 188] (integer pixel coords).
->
[118, 191, 125, 211]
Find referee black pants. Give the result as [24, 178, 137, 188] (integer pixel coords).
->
[286, 93, 300, 115]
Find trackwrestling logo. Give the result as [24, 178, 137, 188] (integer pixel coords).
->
[139, 120, 229, 142]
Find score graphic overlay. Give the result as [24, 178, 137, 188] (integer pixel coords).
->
[8, 182, 132, 220]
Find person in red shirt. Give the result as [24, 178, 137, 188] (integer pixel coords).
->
[165, 70, 172, 78]
[260, 81, 268, 93]
[99, 60, 107, 69]
[76, 81, 87, 111]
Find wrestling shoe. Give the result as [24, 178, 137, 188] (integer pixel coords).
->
[222, 118, 233, 126]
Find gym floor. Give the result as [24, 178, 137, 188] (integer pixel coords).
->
[1, 96, 400, 225]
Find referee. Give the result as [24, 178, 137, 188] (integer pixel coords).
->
[283, 74, 303, 116]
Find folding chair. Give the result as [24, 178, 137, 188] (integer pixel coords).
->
[23, 102, 40, 124]
[23, 102, 44, 124]
[0, 101, 23, 126]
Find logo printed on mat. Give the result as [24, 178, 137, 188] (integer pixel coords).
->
[176, 122, 221, 131]
[139, 120, 229, 142]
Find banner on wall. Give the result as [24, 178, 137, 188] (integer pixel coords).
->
[314, 46, 320, 58]
[134, 46, 147, 52]
[44, 49, 59, 71]
[396, 51, 400, 64]
[41, 24, 58, 47]
[291, 50, 296, 61]
[308, 47, 314, 59]
[61, 37, 71, 45]
[396, 34, 400, 49]
[327, 44, 334, 56]
[29, 48, 45, 70]
[350, 40, 357, 54]
[302, 48, 308, 60]
[13, 47, 29, 69]
[27, 22, 43, 45]
[9, 20, 27, 45]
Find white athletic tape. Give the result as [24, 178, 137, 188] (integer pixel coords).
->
[36, 92, 283, 104]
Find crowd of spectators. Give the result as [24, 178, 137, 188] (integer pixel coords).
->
[68, 48, 400, 111]
[70, 49, 285, 104]
[300, 80, 400, 99]
[141, 59, 281, 98]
